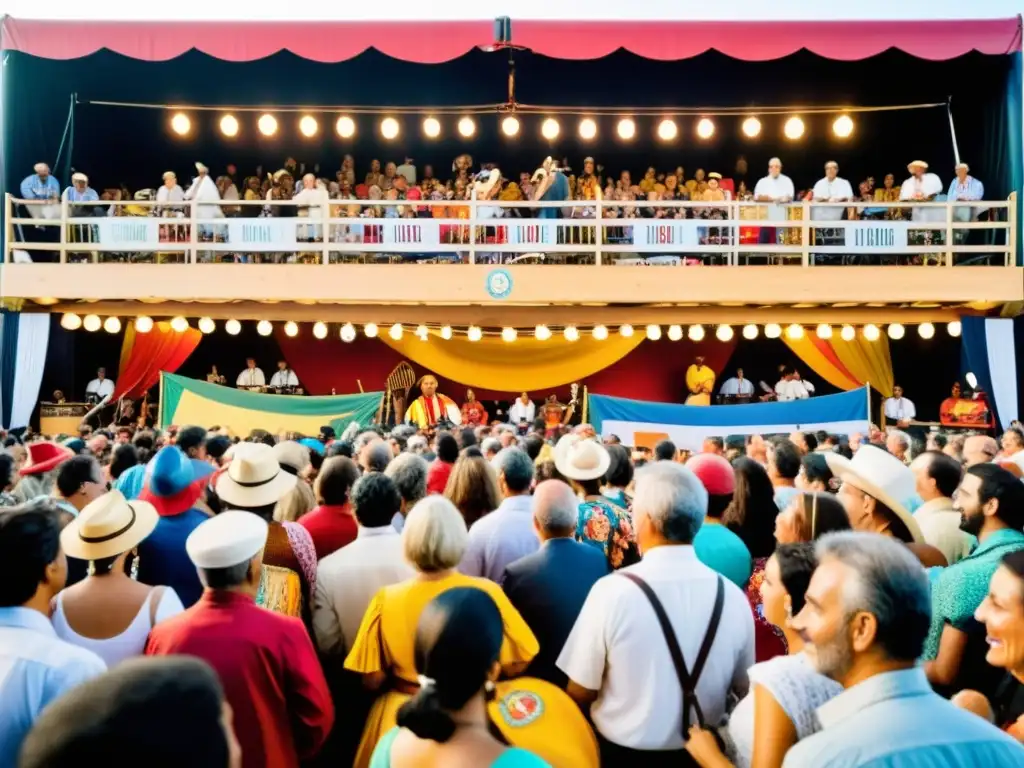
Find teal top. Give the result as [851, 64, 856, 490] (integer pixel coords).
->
[694, 522, 753, 588]
[924, 527, 1024, 659]
[370, 727, 550, 767]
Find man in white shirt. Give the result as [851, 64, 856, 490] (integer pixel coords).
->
[156, 171, 185, 216]
[1000, 426, 1024, 473]
[558, 461, 754, 763]
[183, 162, 223, 238]
[811, 160, 854, 224]
[293, 173, 328, 241]
[910, 451, 974, 566]
[396, 157, 417, 185]
[508, 392, 536, 426]
[719, 368, 755, 400]
[312, 473, 413, 659]
[775, 367, 810, 401]
[85, 367, 115, 405]
[883, 385, 916, 427]
[268, 360, 299, 390]
[753, 157, 795, 203]
[900, 160, 944, 223]
[235, 358, 265, 388]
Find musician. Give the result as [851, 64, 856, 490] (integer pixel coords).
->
[236, 358, 266, 388]
[508, 392, 536, 425]
[460, 389, 489, 427]
[775, 366, 811, 402]
[719, 368, 755, 400]
[531, 157, 569, 219]
[85, 368, 115, 406]
[684, 356, 715, 406]
[206, 365, 227, 385]
[540, 394, 566, 437]
[269, 360, 299, 390]
[404, 375, 461, 430]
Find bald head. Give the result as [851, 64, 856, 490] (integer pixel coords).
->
[963, 435, 998, 468]
[532, 480, 579, 539]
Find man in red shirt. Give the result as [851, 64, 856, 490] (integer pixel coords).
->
[300, 456, 361, 559]
[146, 511, 333, 768]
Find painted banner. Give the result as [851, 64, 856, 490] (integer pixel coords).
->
[632, 220, 702, 248]
[588, 388, 870, 451]
[93, 218, 162, 247]
[840, 222, 911, 250]
[160, 373, 383, 436]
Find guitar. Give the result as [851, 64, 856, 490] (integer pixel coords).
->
[562, 382, 580, 425]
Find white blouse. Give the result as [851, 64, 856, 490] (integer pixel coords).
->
[724, 652, 843, 768]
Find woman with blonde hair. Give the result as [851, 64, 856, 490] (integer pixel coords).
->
[444, 452, 501, 527]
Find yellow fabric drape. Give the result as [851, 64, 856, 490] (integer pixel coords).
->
[118, 324, 136, 380]
[380, 330, 644, 391]
[830, 336, 894, 397]
[782, 336, 862, 392]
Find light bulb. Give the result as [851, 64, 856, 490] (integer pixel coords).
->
[313, 322, 328, 339]
[256, 320, 273, 336]
[646, 324, 662, 341]
[457, 117, 475, 137]
[619, 324, 634, 337]
[947, 321, 962, 338]
[467, 326, 483, 342]
[389, 323, 403, 340]
[171, 113, 191, 136]
[918, 322, 935, 340]
[336, 116, 355, 138]
[863, 324, 881, 341]
[220, 115, 239, 137]
[61, 313, 82, 330]
[501, 116, 520, 137]
[83, 314, 101, 332]
[887, 323, 905, 340]
[816, 323, 833, 340]
[198, 317, 216, 334]
[299, 115, 318, 137]
[416, 325, 429, 340]
[840, 324, 856, 341]
[423, 117, 441, 138]
[786, 324, 804, 340]
[440, 325, 453, 340]
[742, 324, 759, 340]
[564, 326, 580, 342]
[592, 325, 608, 341]
[667, 325, 683, 341]
[340, 323, 357, 342]
[364, 323, 378, 338]
[541, 118, 560, 140]
[103, 316, 121, 334]
[534, 325, 552, 341]
[696, 118, 715, 139]
[617, 119, 636, 140]
[134, 316, 153, 333]
[380, 118, 399, 140]
[716, 325, 734, 342]
[784, 116, 805, 140]
[501, 327, 517, 342]
[833, 115, 854, 138]
[579, 118, 597, 140]
[657, 119, 678, 141]
[225, 319, 241, 335]
[742, 117, 762, 138]
[257, 113, 278, 137]
[284, 321, 299, 338]
[765, 323, 782, 339]
[688, 325, 705, 342]
[169, 316, 189, 333]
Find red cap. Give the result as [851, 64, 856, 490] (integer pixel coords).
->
[686, 453, 736, 496]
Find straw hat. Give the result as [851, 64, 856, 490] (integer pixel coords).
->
[825, 445, 924, 543]
[61, 490, 159, 561]
[907, 160, 929, 171]
[215, 443, 296, 509]
[186, 510, 268, 569]
[20, 442, 74, 476]
[555, 434, 611, 481]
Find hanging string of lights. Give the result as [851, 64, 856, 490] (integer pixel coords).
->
[58, 314, 961, 342]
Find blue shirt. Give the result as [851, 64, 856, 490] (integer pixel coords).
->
[693, 522, 752, 588]
[136, 508, 209, 607]
[19, 174, 60, 200]
[783, 667, 1024, 767]
[0, 607, 106, 765]
[773, 486, 801, 512]
[461, 494, 538, 584]
[63, 186, 99, 203]
[947, 176, 984, 202]
[371, 726, 549, 767]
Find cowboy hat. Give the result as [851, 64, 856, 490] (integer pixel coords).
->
[825, 445, 924, 543]
[215, 443, 296, 509]
[138, 446, 215, 517]
[186, 510, 268, 570]
[20, 442, 74, 476]
[61, 490, 158, 561]
[907, 160, 929, 171]
[555, 434, 611, 482]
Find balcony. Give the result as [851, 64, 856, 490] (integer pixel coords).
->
[4, 194, 1020, 324]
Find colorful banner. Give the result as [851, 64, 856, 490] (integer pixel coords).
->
[113, 322, 202, 401]
[160, 373, 383, 437]
[589, 388, 870, 451]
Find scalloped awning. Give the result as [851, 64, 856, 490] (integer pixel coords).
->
[1, 16, 1019, 63]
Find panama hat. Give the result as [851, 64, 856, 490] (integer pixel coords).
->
[215, 443, 296, 509]
[907, 160, 929, 171]
[186, 510, 268, 570]
[555, 434, 611, 482]
[20, 441, 74, 476]
[61, 490, 159, 561]
[825, 445, 924, 543]
[138, 446, 215, 517]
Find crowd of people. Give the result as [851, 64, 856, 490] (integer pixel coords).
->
[2, 414, 1024, 767]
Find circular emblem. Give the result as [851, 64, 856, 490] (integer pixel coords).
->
[497, 690, 543, 727]
[486, 269, 513, 299]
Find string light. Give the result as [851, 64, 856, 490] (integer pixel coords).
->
[423, 117, 441, 138]
[83, 314, 101, 332]
[61, 313, 82, 330]
[947, 321, 962, 337]
[696, 118, 715, 139]
[619, 324, 634, 337]
[257, 320, 273, 336]
[457, 117, 476, 138]
[786, 324, 804, 340]
[299, 116, 318, 137]
[863, 324, 881, 341]
[657, 119, 678, 141]
[416, 325, 429, 341]
[833, 115, 854, 138]
[389, 323, 403, 340]
[501, 116, 520, 137]
[284, 321, 299, 338]
[840, 324, 856, 341]
[225, 319, 241, 335]
[364, 322, 379, 338]
[592, 324, 608, 340]
[742, 117, 762, 138]
[816, 323, 833, 340]
[257, 114, 278, 137]
[467, 326, 483, 342]
[198, 317, 216, 334]
[171, 113, 191, 136]
[336, 116, 355, 138]
[220, 115, 239, 137]
[440, 325, 453, 340]
[918, 322, 935, 339]
[764, 323, 782, 339]
[579, 118, 597, 140]
[313, 322, 328, 339]
[501, 327, 518, 342]
[784, 116, 805, 140]
[103, 317, 121, 334]
[380, 118, 400, 140]
[646, 324, 662, 341]
[134, 316, 153, 333]
[742, 324, 758, 340]
[170, 316, 189, 333]
[534, 324, 552, 341]
[340, 323, 357, 342]
[541, 118, 560, 140]
[616, 119, 636, 140]
[887, 323, 905, 340]
[667, 325, 683, 341]
[688, 325, 705, 342]
[564, 326, 580, 342]
[716, 325, 734, 342]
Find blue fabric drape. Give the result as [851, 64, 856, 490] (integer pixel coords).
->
[1005, 51, 1023, 265]
[960, 317, 998, 429]
[0, 309, 21, 429]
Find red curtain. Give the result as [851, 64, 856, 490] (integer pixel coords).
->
[111, 322, 202, 401]
[277, 331, 737, 404]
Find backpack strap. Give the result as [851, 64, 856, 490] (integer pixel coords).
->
[618, 571, 725, 735]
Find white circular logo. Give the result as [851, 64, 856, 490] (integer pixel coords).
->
[486, 269, 513, 299]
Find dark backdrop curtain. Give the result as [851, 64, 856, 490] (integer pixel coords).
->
[0, 310, 20, 427]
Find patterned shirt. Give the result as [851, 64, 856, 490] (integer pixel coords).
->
[575, 497, 639, 570]
[19, 174, 60, 200]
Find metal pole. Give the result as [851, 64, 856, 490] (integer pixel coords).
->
[946, 97, 961, 166]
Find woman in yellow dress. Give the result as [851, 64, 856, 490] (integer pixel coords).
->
[685, 356, 716, 405]
[346, 495, 599, 768]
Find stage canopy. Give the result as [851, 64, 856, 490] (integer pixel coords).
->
[2, 16, 1020, 62]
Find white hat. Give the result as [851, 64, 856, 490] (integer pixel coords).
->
[195, 162, 208, 173]
[215, 442, 297, 508]
[907, 160, 929, 171]
[33, 162, 49, 173]
[61, 490, 159, 561]
[71, 172, 88, 184]
[273, 168, 292, 182]
[955, 162, 970, 171]
[272, 440, 310, 474]
[162, 171, 177, 181]
[554, 434, 611, 481]
[186, 510, 268, 569]
[825, 445, 924, 543]
[474, 169, 502, 198]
